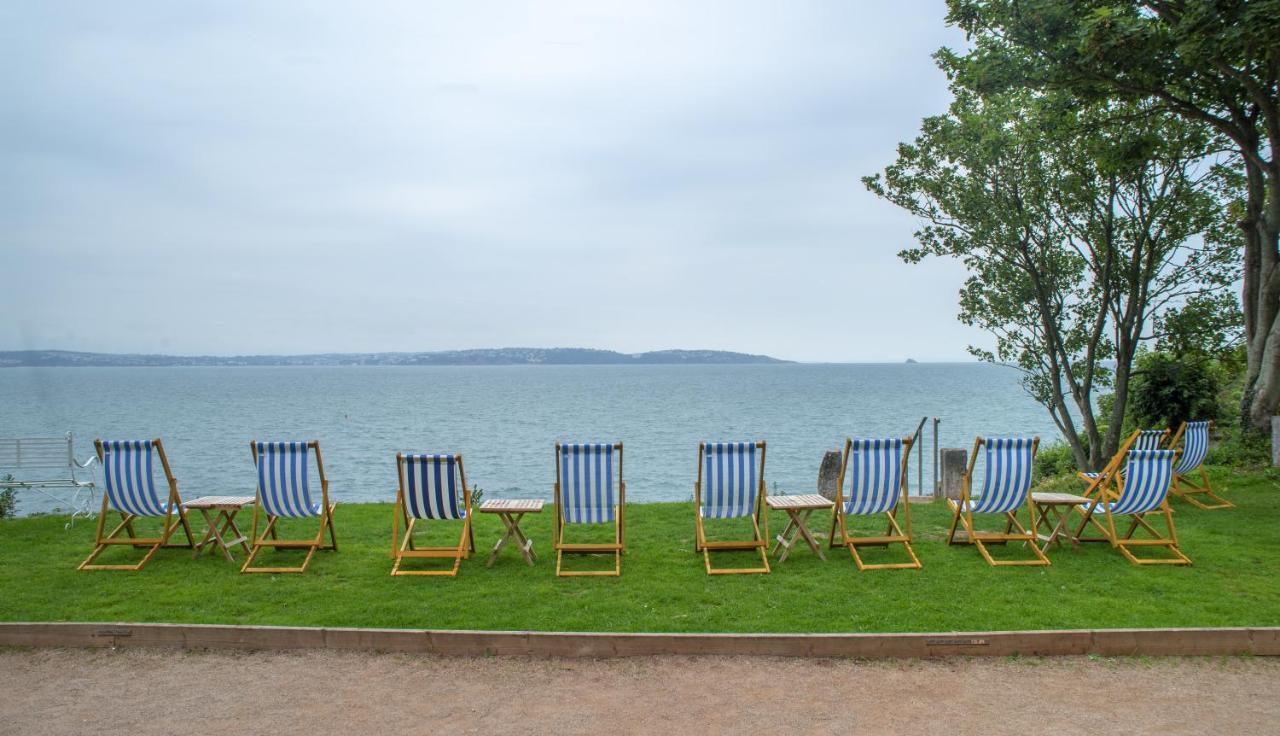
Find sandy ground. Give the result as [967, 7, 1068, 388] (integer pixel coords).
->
[1, 648, 1277, 735]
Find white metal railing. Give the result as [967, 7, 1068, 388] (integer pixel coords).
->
[0, 432, 98, 525]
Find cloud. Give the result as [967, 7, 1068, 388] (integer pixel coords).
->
[0, 0, 981, 361]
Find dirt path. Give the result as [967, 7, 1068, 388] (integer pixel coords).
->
[1, 648, 1277, 735]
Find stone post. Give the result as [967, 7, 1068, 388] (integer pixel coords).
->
[940, 448, 968, 500]
[1272, 417, 1280, 466]
[817, 450, 842, 501]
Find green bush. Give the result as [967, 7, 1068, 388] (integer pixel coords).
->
[1129, 352, 1222, 430]
[1204, 426, 1271, 469]
[0, 474, 16, 520]
[1033, 441, 1077, 481]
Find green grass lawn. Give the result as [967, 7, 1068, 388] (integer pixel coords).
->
[2, 466, 1278, 633]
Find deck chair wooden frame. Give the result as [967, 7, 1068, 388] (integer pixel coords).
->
[1167, 420, 1232, 509]
[695, 441, 770, 575]
[553, 442, 625, 577]
[828, 436, 921, 571]
[241, 440, 337, 574]
[1075, 448, 1191, 565]
[946, 436, 1049, 567]
[391, 453, 475, 576]
[79, 439, 195, 571]
[1075, 429, 1168, 501]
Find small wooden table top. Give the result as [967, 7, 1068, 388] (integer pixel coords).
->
[184, 495, 256, 509]
[479, 499, 545, 514]
[1030, 492, 1091, 505]
[766, 493, 834, 510]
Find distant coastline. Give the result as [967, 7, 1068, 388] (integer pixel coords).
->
[0, 348, 791, 368]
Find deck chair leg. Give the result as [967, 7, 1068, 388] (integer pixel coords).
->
[972, 537, 1000, 566]
[162, 513, 195, 549]
[841, 512, 921, 571]
[946, 502, 963, 545]
[240, 542, 264, 572]
[828, 506, 842, 550]
[79, 512, 174, 571]
[1173, 469, 1234, 510]
[323, 507, 338, 550]
[1073, 505, 1111, 543]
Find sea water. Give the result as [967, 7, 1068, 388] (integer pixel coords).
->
[0, 363, 1060, 514]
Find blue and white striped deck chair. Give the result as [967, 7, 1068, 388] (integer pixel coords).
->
[1075, 449, 1191, 565]
[241, 440, 337, 574]
[1168, 420, 1231, 509]
[828, 437, 921, 570]
[391, 453, 474, 576]
[694, 441, 769, 575]
[946, 436, 1049, 566]
[554, 442, 625, 576]
[79, 439, 194, 571]
[1077, 429, 1169, 498]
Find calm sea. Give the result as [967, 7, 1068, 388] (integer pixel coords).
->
[0, 363, 1060, 515]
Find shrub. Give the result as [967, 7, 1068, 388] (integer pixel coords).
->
[1033, 441, 1077, 482]
[1204, 426, 1271, 469]
[1129, 352, 1222, 430]
[0, 474, 16, 520]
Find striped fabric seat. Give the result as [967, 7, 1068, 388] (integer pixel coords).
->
[1134, 429, 1167, 451]
[400, 454, 466, 520]
[701, 441, 759, 519]
[100, 440, 174, 517]
[844, 438, 904, 515]
[558, 443, 616, 524]
[1081, 429, 1167, 480]
[254, 441, 321, 518]
[1175, 421, 1209, 474]
[1104, 449, 1177, 515]
[969, 437, 1035, 514]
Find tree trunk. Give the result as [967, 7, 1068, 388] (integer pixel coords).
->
[1245, 167, 1280, 432]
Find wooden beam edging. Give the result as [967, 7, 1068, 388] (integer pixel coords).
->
[0, 623, 1277, 658]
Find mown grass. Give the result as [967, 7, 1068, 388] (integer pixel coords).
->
[2, 466, 1278, 633]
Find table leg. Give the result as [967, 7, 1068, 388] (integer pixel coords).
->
[192, 508, 218, 559]
[791, 509, 827, 561]
[777, 510, 821, 563]
[509, 515, 536, 565]
[1044, 504, 1075, 550]
[205, 509, 236, 563]
[487, 513, 533, 567]
[221, 511, 251, 554]
[772, 516, 799, 557]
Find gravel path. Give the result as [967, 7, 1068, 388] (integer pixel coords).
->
[2, 648, 1277, 735]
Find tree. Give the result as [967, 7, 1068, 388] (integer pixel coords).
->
[865, 82, 1235, 470]
[945, 0, 1280, 431]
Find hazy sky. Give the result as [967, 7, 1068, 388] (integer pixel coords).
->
[1, 1, 981, 362]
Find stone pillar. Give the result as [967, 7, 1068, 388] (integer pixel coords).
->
[1272, 417, 1280, 466]
[940, 448, 968, 500]
[817, 450, 842, 501]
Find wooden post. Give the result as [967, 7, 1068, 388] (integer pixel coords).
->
[940, 448, 968, 500]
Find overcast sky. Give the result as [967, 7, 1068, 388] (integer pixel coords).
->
[1, 1, 982, 362]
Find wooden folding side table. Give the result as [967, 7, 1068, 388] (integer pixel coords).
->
[183, 496, 255, 563]
[479, 499, 544, 567]
[766, 494, 835, 562]
[1030, 492, 1092, 553]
